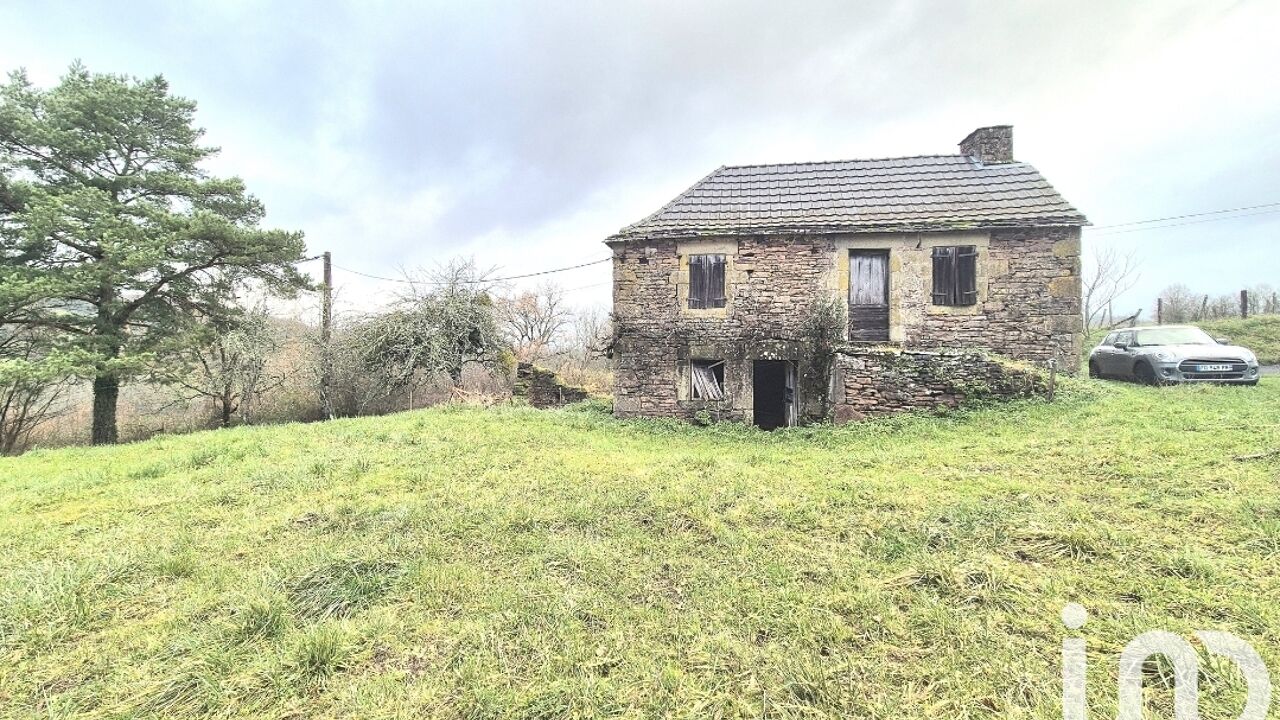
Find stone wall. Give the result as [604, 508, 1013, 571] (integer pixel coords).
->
[831, 348, 1047, 422]
[610, 235, 833, 422]
[959, 126, 1014, 164]
[513, 363, 591, 408]
[609, 226, 1080, 422]
[906, 227, 1082, 369]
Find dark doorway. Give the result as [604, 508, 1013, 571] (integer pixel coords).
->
[849, 250, 890, 342]
[753, 360, 796, 430]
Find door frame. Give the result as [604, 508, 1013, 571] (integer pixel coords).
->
[752, 359, 798, 429]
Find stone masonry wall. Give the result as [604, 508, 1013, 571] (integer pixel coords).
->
[831, 348, 1047, 422]
[513, 363, 591, 408]
[609, 226, 1081, 422]
[913, 227, 1082, 368]
[610, 235, 832, 422]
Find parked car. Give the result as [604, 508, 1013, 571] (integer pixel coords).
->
[1088, 325, 1260, 385]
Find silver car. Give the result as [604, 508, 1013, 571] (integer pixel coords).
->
[1088, 325, 1261, 385]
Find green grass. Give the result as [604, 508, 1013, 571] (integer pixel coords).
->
[2, 381, 1280, 718]
[1200, 315, 1280, 364]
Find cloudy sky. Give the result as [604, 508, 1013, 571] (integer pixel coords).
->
[3, 0, 1278, 318]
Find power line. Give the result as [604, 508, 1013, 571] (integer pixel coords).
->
[330, 257, 611, 285]
[1091, 207, 1280, 236]
[562, 280, 611, 293]
[1089, 201, 1280, 231]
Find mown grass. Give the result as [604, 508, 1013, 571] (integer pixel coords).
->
[2, 379, 1279, 718]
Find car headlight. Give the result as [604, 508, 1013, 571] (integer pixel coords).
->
[1242, 351, 1257, 364]
[1152, 350, 1174, 361]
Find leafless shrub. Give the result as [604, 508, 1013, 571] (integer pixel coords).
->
[152, 304, 289, 428]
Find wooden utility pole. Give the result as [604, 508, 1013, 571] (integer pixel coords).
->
[321, 251, 334, 420]
[1241, 289, 1249, 319]
[1156, 298, 1163, 325]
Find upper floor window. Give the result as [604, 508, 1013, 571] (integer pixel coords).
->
[688, 254, 726, 309]
[931, 246, 978, 306]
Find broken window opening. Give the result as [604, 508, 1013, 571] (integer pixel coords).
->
[688, 254, 727, 309]
[691, 360, 726, 400]
[931, 245, 978, 306]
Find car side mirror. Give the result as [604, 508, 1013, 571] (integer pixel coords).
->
[1216, 337, 1231, 345]
[1113, 342, 1128, 351]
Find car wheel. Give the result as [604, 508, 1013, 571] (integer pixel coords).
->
[1088, 360, 1102, 379]
[1134, 362, 1159, 386]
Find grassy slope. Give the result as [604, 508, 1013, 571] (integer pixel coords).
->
[1200, 315, 1280, 365]
[2, 382, 1280, 719]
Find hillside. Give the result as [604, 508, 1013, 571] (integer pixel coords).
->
[2, 382, 1279, 718]
[1200, 314, 1280, 365]
[1080, 314, 1280, 368]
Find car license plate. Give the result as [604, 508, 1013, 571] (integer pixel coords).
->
[1197, 363, 1233, 372]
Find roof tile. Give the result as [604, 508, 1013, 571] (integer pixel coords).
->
[609, 155, 1087, 240]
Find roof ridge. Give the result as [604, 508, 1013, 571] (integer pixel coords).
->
[720, 154, 1003, 170]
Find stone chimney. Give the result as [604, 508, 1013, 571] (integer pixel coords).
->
[959, 125, 1013, 164]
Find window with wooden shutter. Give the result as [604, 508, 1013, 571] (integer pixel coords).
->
[688, 254, 726, 309]
[931, 245, 978, 306]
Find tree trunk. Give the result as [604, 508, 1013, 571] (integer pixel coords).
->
[220, 397, 233, 428]
[91, 373, 119, 445]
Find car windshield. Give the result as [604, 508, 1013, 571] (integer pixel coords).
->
[1134, 327, 1216, 346]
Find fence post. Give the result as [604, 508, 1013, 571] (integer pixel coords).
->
[1047, 358, 1057, 402]
[1156, 298, 1163, 325]
[1241, 289, 1249, 319]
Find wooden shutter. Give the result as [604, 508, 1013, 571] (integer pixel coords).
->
[956, 246, 978, 306]
[707, 255, 726, 308]
[849, 253, 888, 305]
[688, 254, 726, 309]
[688, 255, 706, 309]
[932, 246, 956, 305]
[691, 360, 725, 400]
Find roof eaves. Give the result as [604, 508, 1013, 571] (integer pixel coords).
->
[609, 215, 1089, 243]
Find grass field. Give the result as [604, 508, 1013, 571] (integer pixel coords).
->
[2, 379, 1279, 718]
[1200, 315, 1280, 365]
[1081, 314, 1280, 368]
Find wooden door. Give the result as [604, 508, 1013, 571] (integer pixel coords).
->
[849, 250, 889, 342]
[783, 361, 797, 427]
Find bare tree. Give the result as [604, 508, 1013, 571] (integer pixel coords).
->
[154, 305, 287, 428]
[1082, 244, 1141, 329]
[496, 282, 572, 363]
[1156, 283, 1199, 324]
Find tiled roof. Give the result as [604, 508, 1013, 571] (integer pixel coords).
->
[608, 155, 1087, 241]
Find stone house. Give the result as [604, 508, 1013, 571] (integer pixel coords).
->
[606, 126, 1087, 428]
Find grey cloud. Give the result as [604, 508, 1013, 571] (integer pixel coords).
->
[3, 0, 1278, 310]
